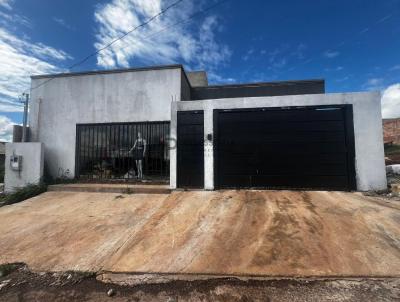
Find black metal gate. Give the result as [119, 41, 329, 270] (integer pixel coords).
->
[214, 105, 356, 190]
[75, 122, 170, 181]
[177, 111, 204, 188]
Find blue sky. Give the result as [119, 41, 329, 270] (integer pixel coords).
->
[0, 0, 399, 140]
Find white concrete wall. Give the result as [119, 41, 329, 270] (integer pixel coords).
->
[4, 143, 44, 193]
[170, 92, 387, 191]
[29, 67, 183, 178]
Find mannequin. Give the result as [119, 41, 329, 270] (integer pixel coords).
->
[129, 132, 146, 179]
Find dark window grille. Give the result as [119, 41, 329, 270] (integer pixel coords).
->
[75, 122, 170, 181]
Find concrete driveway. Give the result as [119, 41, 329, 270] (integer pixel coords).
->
[0, 190, 399, 276]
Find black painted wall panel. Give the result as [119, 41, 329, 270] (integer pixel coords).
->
[190, 80, 325, 100]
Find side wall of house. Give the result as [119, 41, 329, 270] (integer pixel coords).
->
[29, 68, 182, 179]
[170, 92, 387, 191]
[181, 69, 191, 101]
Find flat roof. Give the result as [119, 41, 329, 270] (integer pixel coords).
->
[30, 64, 185, 79]
[30, 63, 324, 92]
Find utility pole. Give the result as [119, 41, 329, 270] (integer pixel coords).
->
[22, 92, 29, 142]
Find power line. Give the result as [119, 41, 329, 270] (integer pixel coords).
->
[284, 12, 397, 74]
[27, 0, 186, 93]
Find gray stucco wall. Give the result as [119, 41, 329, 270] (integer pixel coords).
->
[181, 69, 191, 101]
[29, 67, 183, 178]
[4, 142, 44, 192]
[186, 71, 208, 87]
[170, 92, 387, 191]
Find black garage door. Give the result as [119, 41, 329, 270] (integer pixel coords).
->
[214, 105, 356, 190]
[177, 111, 204, 188]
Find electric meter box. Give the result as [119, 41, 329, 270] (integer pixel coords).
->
[10, 155, 22, 171]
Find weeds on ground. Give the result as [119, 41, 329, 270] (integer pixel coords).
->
[0, 183, 47, 207]
[64, 271, 96, 279]
[0, 263, 22, 277]
[384, 144, 400, 156]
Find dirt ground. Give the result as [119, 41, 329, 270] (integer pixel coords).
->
[0, 265, 399, 302]
[0, 190, 400, 276]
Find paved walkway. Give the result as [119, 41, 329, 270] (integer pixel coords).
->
[0, 190, 399, 276]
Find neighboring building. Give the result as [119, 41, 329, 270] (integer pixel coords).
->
[27, 64, 386, 191]
[383, 118, 400, 145]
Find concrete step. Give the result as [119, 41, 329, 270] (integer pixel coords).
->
[48, 183, 171, 194]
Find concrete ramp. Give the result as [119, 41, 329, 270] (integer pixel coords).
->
[0, 190, 399, 277]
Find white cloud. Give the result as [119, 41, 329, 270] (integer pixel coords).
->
[0, 97, 23, 112]
[364, 77, 384, 90]
[367, 78, 383, 86]
[242, 48, 254, 61]
[326, 66, 344, 72]
[0, 28, 71, 62]
[291, 43, 307, 59]
[0, 12, 71, 112]
[335, 75, 351, 82]
[0, 11, 31, 28]
[382, 83, 400, 119]
[272, 58, 286, 69]
[53, 17, 74, 30]
[0, 115, 15, 141]
[94, 0, 231, 74]
[390, 65, 400, 71]
[376, 14, 392, 24]
[263, 43, 306, 71]
[207, 72, 235, 84]
[0, 0, 13, 10]
[323, 50, 340, 58]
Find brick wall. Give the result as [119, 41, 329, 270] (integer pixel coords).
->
[383, 118, 400, 144]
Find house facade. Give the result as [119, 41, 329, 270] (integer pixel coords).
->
[28, 64, 387, 191]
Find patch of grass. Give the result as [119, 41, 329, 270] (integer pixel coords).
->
[0, 263, 22, 277]
[384, 144, 400, 156]
[65, 270, 96, 279]
[0, 183, 47, 207]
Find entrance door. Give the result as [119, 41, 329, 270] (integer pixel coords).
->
[214, 105, 356, 190]
[177, 111, 204, 188]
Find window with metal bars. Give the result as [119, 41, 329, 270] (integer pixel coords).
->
[75, 122, 170, 181]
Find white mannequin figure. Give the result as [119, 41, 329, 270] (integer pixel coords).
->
[129, 132, 147, 179]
